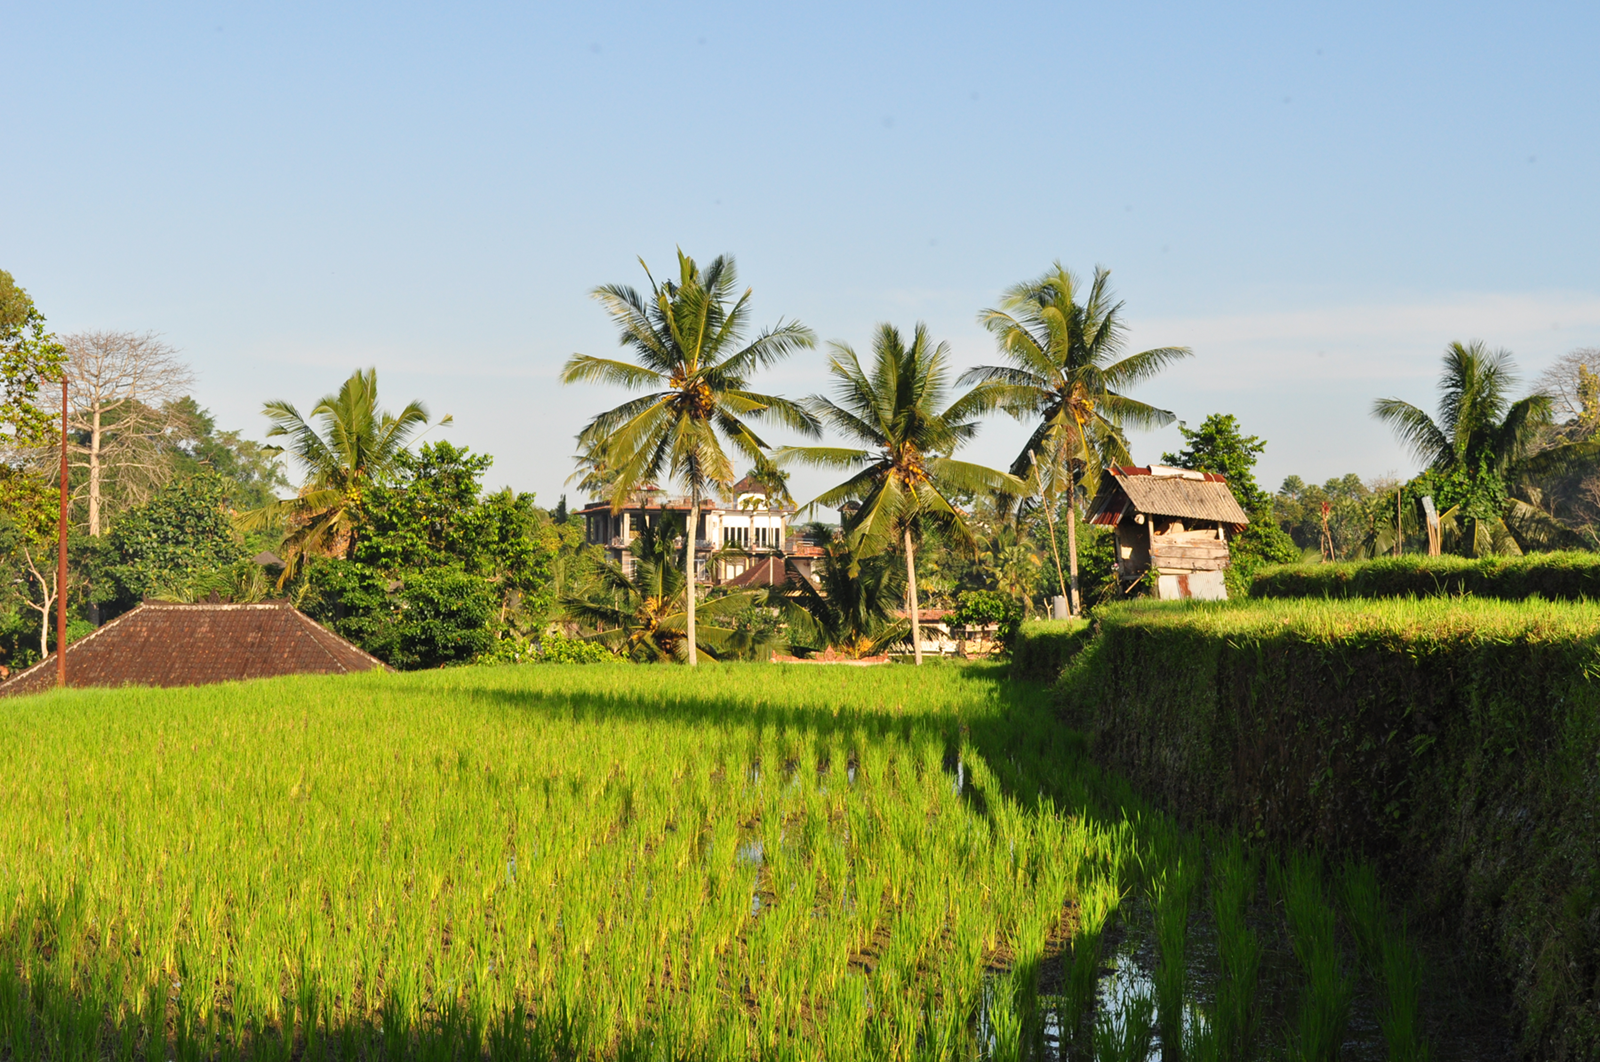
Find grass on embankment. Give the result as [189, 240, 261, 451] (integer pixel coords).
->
[1055, 596, 1600, 1059]
[1250, 550, 1600, 601]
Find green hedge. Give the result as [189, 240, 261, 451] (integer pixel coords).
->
[1056, 598, 1600, 1058]
[1009, 618, 1090, 682]
[1250, 551, 1600, 601]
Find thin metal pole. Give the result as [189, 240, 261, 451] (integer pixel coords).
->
[57, 375, 67, 688]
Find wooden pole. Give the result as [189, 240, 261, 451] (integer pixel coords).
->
[1396, 487, 1403, 557]
[57, 375, 68, 688]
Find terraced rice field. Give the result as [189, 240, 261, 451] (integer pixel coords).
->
[0, 661, 1438, 1060]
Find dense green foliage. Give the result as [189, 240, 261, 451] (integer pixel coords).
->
[0, 269, 67, 451]
[561, 516, 753, 662]
[1249, 551, 1600, 601]
[253, 367, 435, 572]
[96, 472, 247, 611]
[1273, 473, 1394, 559]
[305, 561, 496, 669]
[776, 536, 906, 658]
[300, 442, 561, 669]
[1057, 597, 1600, 1057]
[536, 631, 612, 664]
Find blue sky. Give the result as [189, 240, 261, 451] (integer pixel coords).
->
[4, 1, 1598, 505]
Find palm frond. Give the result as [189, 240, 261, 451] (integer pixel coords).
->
[1372, 398, 1452, 468]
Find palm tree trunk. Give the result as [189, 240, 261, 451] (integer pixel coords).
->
[1066, 502, 1082, 615]
[685, 491, 698, 666]
[904, 526, 923, 666]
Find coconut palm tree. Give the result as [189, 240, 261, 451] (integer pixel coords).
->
[561, 251, 818, 666]
[776, 536, 907, 659]
[242, 368, 440, 576]
[960, 264, 1191, 614]
[1372, 340, 1588, 554]
[780, 323, 1022, 665]
[561, 515, 753, 661]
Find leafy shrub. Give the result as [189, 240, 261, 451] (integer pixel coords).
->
[537, 632, 611, 664]
[302, 560, 494, 669]
[1250, 551, 1600, 601]
[952, 590, 1011, 625]
[99, 473, 245, 613]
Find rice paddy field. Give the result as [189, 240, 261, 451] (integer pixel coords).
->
[0, 661, 1468, 1060]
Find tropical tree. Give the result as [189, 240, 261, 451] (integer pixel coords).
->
[561, 251, 818, 666]
[960, 264, 1190, 614]
[561, 515, 754, 662]
[776, 536, 907, 659]
[242, 368, 441, 576]
[1372, 341, 1584, 555]
[0, 268, 68, 456]
[781, 323, 1021, 665]
[978, 519, 1042, 616]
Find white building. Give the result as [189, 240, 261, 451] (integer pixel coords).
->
[580, 476, 821, 586]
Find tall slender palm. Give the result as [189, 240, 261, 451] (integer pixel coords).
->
[561, 251, 818, 665]
[781, 324, 1022, 665]
[960, 264, 1191, 614]
[243, 368, 438, 576]
[1373, 340, 1580, 554]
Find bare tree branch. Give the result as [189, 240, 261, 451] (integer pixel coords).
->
[56, 332, 196, 535]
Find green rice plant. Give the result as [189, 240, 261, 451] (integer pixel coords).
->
[0, 662, 1166, 1059]
[1340, 862, 1430, 1062]
[1092, 988, 1155, 1062]
[1147, 829, 1201, 1060]
[987, 974, 1022, 1062]
[1284, 853, 1353, 1062]
[1065, 878, 1122, 1050]
[1183, 1006, 1221, 1062]
[1210, 837, 1260, 1062]
[1338, 862, 1383, 969]
[1377, 925, 1430, 1062]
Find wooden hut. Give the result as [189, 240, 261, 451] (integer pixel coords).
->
[1085, 465, 1250, 600]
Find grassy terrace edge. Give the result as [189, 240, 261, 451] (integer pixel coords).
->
[1038, 597, 1600, 1058]
[1249, 550, 1600, 600]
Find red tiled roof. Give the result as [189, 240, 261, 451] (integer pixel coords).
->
[0, 601, 388, 696]
[723, 556, 800, 589]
